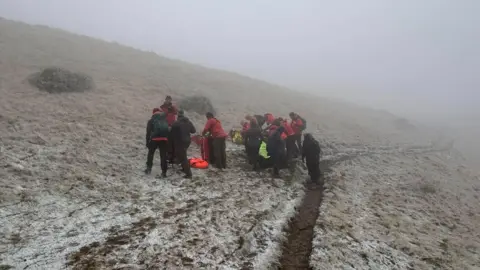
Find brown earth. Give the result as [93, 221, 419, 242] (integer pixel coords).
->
[280, 181, 324, 270]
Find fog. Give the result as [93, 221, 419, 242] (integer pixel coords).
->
[1, 0, 479, 123]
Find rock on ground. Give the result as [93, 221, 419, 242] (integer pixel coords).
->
[28, 67, 94, 93]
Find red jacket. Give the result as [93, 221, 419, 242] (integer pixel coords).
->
[203, 118, 228, 138]
[282, 120, 295, 136]
[160, 103, 178, 126]
[265, 113, 275, 125]
[268, 124, 287, 140]
[267, 124, 278, 136]
[291, 118, 304, 134]
[241, 122, 250, 135]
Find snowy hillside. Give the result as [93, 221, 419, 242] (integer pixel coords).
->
[1, 18, 479, 269]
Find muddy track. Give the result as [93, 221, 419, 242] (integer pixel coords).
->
[279, 155, 356, 270]
[67, 217, 157, 269]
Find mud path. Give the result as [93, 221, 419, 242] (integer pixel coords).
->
[279, 156, 356, 270]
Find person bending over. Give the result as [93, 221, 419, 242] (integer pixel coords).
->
[202, 112, 228, 169]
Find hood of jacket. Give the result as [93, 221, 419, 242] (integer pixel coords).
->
[304, 133, 314, 141]
[178, 115, 189, 121]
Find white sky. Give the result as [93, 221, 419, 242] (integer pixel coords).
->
[1, 0, 479, 120]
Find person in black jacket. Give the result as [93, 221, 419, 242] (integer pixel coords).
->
[244, 120, 263, 170]
[267, 126, 286, 177]
[302, 133, 321, 183]
[170, 110, 196, 178]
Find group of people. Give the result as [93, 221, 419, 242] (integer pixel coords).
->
[145, 96, 195, 178]
[145, 95, 321, 182]
[240, 112, 321, 182]
[145, 96, 229, 178]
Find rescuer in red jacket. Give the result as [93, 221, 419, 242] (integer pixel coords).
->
[202, 112, 228, 169]
[160, 95, 178, 164]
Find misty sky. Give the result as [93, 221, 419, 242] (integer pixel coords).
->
[1, 0, 479, 120]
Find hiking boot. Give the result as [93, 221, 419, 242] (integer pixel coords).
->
[161, 172, 167, 178]
[184, 174, 192, 179]
[144, 168, 152, 175]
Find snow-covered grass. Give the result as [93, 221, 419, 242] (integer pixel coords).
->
[311, 144, 480, 270]
[1, 143, 306, 269]
[1, 18, 480, 270]
[0, 20, 310, 265]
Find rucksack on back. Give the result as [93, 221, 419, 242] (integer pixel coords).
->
[151, 116, 169, 138]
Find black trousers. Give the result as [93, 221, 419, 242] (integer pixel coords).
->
[306, 159, 321, 183]
[167, 131, 175, 164]
[147, 140, 168, 173]
[207, 138, 215, 165]
[286, 135, 298, 159]
[271, 151, 286, 176]
[212, 137, 227, 169]
[175, 143, 192, 177]
[246, 142, 261, 168]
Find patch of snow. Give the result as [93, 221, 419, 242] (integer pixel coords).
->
[1, 143, 307, 269]
[310, 143, 480, 270]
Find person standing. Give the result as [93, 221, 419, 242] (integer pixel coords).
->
[289, 112, 305, 155]
[160, 95, 178, 126]
[302, 133, 321, 183]
[160, 95, 178, 165]
[170, 110, 196, 178]
[267, 126, 286, 177]
[244, 120, 263, 170]
[282, 117, 298, 159]
[202, 112, 228, 169]
[145, 109, 170, 177]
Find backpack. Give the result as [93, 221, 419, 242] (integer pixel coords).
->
[151, 114, 169, 138]
[298, 115, 307, 131]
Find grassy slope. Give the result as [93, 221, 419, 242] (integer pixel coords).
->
[1, 17, 478, 269]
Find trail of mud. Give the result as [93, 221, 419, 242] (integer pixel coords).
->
[67, 217, 157, 269]
[279, 155, 356, 270]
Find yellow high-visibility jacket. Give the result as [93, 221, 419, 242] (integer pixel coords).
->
[259, 141, 270, 159]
